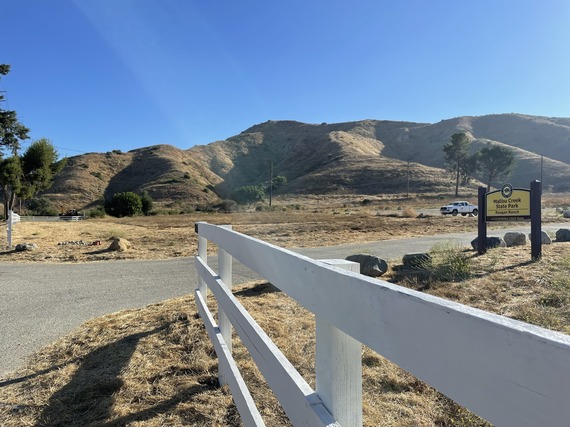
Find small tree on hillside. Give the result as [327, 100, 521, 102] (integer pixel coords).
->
[271, 175, 287, 190]
[479, 144, 516, 191]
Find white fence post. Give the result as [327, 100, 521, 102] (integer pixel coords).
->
[7, 210, 20, 249]
[218, 225, 233, 385]
[196, 222, 208, 298]
[316, 259, 362, 427]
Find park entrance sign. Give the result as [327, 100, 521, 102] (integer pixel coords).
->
[478, 181, 542, 260]
[485, 183, 531, 221]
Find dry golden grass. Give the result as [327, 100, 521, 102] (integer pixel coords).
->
[0, 279, 494, 427]
[1, 195, 570, 426]
[2, 193, 567, 263]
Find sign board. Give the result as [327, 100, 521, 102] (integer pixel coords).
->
[485, 183, 530, 222]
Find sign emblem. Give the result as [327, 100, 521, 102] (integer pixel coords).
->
[501, 183, 513, 199]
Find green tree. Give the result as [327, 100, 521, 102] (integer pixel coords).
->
[0, 156, 23, 218]
[0, 139, 65, 218]
[140, 190, 153, 216]
[230, 185, 266, 206]
[443, 132, 477, 197]
[21, 138, 66, 193]
[0, 64, 29, 154]
[271, 175, 287, 190]
[105, 192, 143, 217]
[479, 144, 516, 191]
[27, 196, 58, 216]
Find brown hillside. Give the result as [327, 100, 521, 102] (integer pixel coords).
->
[42, 114, 570, 210]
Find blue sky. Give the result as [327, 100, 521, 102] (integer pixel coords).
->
[2, 1, 570, 158]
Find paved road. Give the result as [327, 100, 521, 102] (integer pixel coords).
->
[1, 222, 567, 377]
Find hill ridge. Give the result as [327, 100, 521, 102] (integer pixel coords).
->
[42, 113, 570, 210]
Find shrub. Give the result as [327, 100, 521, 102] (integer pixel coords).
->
[230, 185, 266, 206]
[105, 192, 143, 217]
[216, 200, 238, 213]
[422, 242, 473, 282]
[401, 208, 418, 218]
[27, 197, 59, 216]
[87, 205, 106, 218]
[140, 191, 153, 216]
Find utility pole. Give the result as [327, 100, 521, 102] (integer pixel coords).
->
[269, 161, 273, 207]
[407, 161, 411, 199]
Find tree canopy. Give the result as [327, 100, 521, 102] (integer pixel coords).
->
[479, 144, 516, 191]
[230, 185, 266, 206]
[443, 132, 478, 197]
[0, 139, 65, 218]
[0, 64, 29, 154]
[105, 192, 143, 217]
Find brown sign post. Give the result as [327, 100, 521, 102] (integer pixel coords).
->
[477, 181, 542, 260]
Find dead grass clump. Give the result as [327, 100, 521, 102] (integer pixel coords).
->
[401, 207, 418, 218]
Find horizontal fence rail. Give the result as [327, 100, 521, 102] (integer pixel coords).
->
[195, 222, 570, 427]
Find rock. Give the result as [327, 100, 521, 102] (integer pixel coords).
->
[540, 231, 552, 244]
[470, 237, 506, 250]
[555, 229, 570, 242]
[15, 243, 39, 252]
[503, 232, 527, 247]
[108, 238, 131, 252]
[345, 254, 388, 277]
[529, 231, 552, 245]
[402, 253, 431, 268]
[564, 211, 570, 219]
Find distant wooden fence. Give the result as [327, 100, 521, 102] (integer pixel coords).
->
[195, 222, 570, 427]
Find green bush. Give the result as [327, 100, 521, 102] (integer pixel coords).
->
[140, 191, 153, 216]
[423, 242, 473, 282]
[105, 192, 143, 217]
[27, 197, 58, 216]
[87, 205, 106, 218]
[230, 185, 266, 205]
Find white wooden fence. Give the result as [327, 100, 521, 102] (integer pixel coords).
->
[194, 222, 570, 427]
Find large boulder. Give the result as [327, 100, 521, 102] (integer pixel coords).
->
[402, 253, 431, 268]
[108, 238, 131, 252]
[503, 232, 527, 247]
[470, 236, 507, 250]
[555, 229, 570, 242]
[345, 254, 388, 277]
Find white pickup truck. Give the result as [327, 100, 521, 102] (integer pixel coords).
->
[440, 201, 478, 216]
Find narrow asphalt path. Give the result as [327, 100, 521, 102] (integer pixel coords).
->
[1, 222, 566, 377]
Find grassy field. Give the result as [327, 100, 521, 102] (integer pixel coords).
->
[1, 194, 569, 426]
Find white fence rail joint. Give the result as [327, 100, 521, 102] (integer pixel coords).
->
[195, 222, 570, 427]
